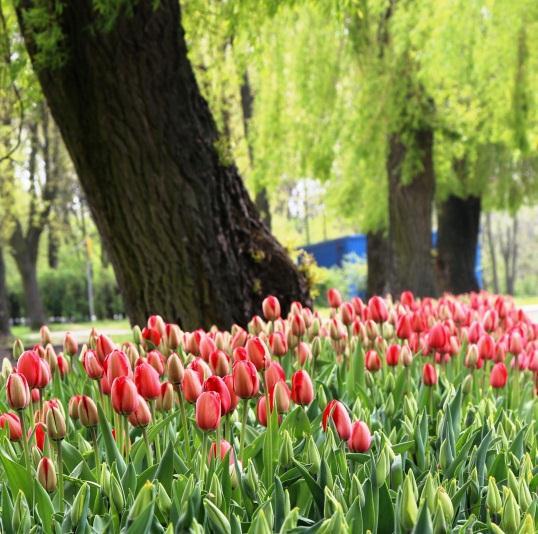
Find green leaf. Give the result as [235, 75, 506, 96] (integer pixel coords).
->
[1, 483, 14, 534]
[292, 460, 324, 515]
[412, 502, 433, 534]
[33, 480, 54, 534]
[377, 483, 394, 533]
[97, 403, 126, 475]
[154, 441, 174, 495]
[273, 476, 285, 532]
[124, 500, 155, 534]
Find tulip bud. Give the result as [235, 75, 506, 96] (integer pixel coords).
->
[157, 381, 175, 412]
[208, 439, 234, 463]
[63, 332, 78, 357]
[196, 391, 221, 431]
[83, 350, 104, 379]
[40, 325, 52, 346]
[0, 412, 22, 441]
[167, 353, 184, 385]
[257, 396, 267, 427]
[128, 395, 152, 427]
[6, 371, 31, 410]
[209, 350, 230, 377]
[71, 482, 89, 525]
[128, 481, 155, 523]
[233, 360, 260, 399]
[490, 362, 508, 389]
[37, 456, 57, 492]
[271, 380, 291, 414]
[401, 344, 413, 366]
[322, 400, 351, 441]
[111, 376, 139, 415]
[262, 295, 281, 321]
[134, 361, 161, 400]
[46, 406, 66, 441]
[436, 487, 453, 524]
[423, 363, 438, 386]
[245, 459, 259, 499]
[312, 337, 322, 359]
[304, 435, 321, 474]
[291, 370, 314, 406]
[182, 368, 203, 403]
[375, 445, 390, 488]
[501, 488, 520, 532]
[246, 337, 269, 370]
[78, 396, 99, 427]
[347, 421, 371, 452]
[12, 339, 24, 361]
[204, 375, 231, 415]
[400, 473, 418, 531]
[279, 430, 294, 467]
[327, 288, 342, 309]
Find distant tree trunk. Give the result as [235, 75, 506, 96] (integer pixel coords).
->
[485, 213, 499, 293]
[17, 0, 309, 329]
[366, 231, 388, 297]
[499, 215, 518, 295]
[387, 131, 436, 298]
[437, 195, 481, 294]
[0, 248, 11, 338]
[240, 72, 272, 229]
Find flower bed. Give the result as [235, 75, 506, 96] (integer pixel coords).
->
[1, 290, 537, 532]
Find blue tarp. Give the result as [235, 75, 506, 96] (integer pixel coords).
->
[301, 233, 483, 288]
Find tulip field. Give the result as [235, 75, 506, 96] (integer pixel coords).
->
[0, 291, 537, 533]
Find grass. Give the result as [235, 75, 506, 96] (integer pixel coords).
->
[514, 295, 538, 306]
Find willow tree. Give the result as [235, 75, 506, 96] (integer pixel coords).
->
[14, 0, 310, 328]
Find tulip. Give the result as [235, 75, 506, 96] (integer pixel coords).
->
[295, 341, 312, 366]
[509, 331, 523, 355]
[348, 421, 371, 452]
[100, 374, 111, 395]
[17, 350, 42, 389]
[204, 375, 232, 415]
[96, 334, 116, 362]
[428, 324, 448, 351]
[142, 326, 161, 348]
[290, 370, 314, 405]
[37, 457, 57, 493]
[365, 350, 382, 372]
[322, 400, 351, 440]
[166, 353, 184, 385]
[386, 344, 400, 367]
[63, 332, 78, 357]
[340, 302, 355, 326]
[490, 362, 508, 389]
[31, 388, 40, 404]
[182, 369, 203, 403]
[44, 345, 58, 373]
[147, 350, 165, 376]
[166, 323, 182, 351]
[199, 335, 217, 362]
[262, 295, 281, 321]
[68, 395, 82, 419]
[465, 344, 479, 369]
[36, 359, 51, 389]
[111, 377, 139, 415]
[106, 350, 132, 383]
[157, 381, 175, 411]
[368, 296, 388, 323]
[257, 396, 268, 426]
[83, 350, 104, 379]
[291, 314, 306, 337]
[327, 288, 343, 308]
[223, 375, 238, 412]
[271, 380, 290, 413]
[265, 361, 286, 393]
[57, 355, 69, 378]
[231, 328, 248, 349]
[246, 337, 269, 370]
[478, 334, 495, 360]
[134, 361, 161, 400]
[0, 412, 22, 441]
[6, 372, 31, 410]
[233, 360, 259, 399]
[46, 406, 67, 441]
[31, 421, 47, 451]
[78, 396, 99, 427]
[188, 357, 212, 382]
[195, 391, 221, 431]
[396, 315, 412, 339]
[423, 363, 437, 386]
[128, 395, 152, 427]
[208, 350, 230, 377]
[269, 332, 288, 357]
[208, 439, 234, 463]
[148, 314, 166, 337]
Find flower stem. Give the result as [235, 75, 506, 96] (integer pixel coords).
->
[18, 410, 30, 472]
[150, 401, 161, 461]
[142, 427, 153, 466]
[91, 427, 100, 471]
[178, 389, 191, 461]
[240, 398, 249, 464]
[56, 441, 64, 514]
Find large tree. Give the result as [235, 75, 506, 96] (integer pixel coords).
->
[15, 0, 309, 329]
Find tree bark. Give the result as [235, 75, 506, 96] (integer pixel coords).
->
[366, 231, 388, 298]
[437, 195, 481, 294]
[17, 0, 310, 329]
[240, 73, 272, 229]
[387, 131, 436, 298]
[0, 248, 11, 338]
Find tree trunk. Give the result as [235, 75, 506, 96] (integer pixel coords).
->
[485, 212, 499, 293]
[0, 248, 11, 338]
[387, 132, 436, 298]
[17, 0, 309, 329]
[366, 231, 388, 298]
[240, 72, 271, 229]
[437, 195, 481, 294]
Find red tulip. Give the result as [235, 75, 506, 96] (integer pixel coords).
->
[396, 315, 412, 339]
[63, 332, 78, 356]
[36, 359, 51, 389]
[157, 382, 175, 411]
[199, 335, 217, 362]
[246, 337, 269, 370]
[422, 363, 437, 386]
[111, 376, 139, 415]
[208, 439, 234, 463]
[142, 326, 161, 348]
[182, 369, 203, 403]
[31, 388, 40, 404]
[295, 342, 312, 366]
[478, 335, 495, 360]
[262, 295, 281, 321]
[31, 422, 47, 451]
[40, 325, 52, 346]
[490, 362, 508, 389]
[188, 357, 212, 383]
[265, 361, 286, 393]
[270, 380, 290, 413]
[68, 395, 82, 419]
[428, 324, 448, 351]
[204, 375, 232, 415]
[348, 421, 371, 452]
[0, 412, 22, 441]
[147, 314, 166, 337]
[401, 344, 413, 366]
[196, 391, 221, 431]
[100, 374, 111, 395]
[166, 323, 182, 350]
[365, 350, 382, 372]
[290, 370, 314, 405]
[340, 302, 355, 326]
[269, 332, 288, 357]
[78, 396, 99, 427]
[257, 396, 267, 426]
[386, 344, 400, 367]
[57, 355, 69, 378]
[223, 375, 239, 412]
[147, 350, 165, 376]
[37, 456, 57, 492]
[96, 334, 116, 363]
[368, 296, 388, 323]
[83, 350, 104, 379]
[509, 331, 524, 355]
[106, 350, 132, 384]
[167, 353, 184, 385]
[17, 350, 42, 389]
[6, 372, 31, 410]
[128, 395, 152, 427]
[327, 288, 343, 308]
[232, 360, 259, 399]
[233, 347, 248, 362]
[400, 291, 415, 308]
[291, 314, 306, 337]
[231, 328, 248, 350]
[322, 400, 351, 440]
[134, 361, 161, 400]
[209, 350, 230, 377]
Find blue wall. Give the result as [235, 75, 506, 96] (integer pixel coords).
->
[301, 233, 483, 288]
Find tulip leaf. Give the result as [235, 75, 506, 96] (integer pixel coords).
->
[273, 476, 285, 532]
[154, 441, 174, 495]
[360, 479, 376, 532]
[392, 440, 415, 454]
[510, 426, 526, 458]
[33, 481, 54, 534]
[121, 462, 137, 497]
[97, 404, 126, 475]
[346, 496, 363, 534]
[377, 483, 394, 534]
[292, 460, 324, 515]
[475, 427, 493, 485]
[124, 500, 155, 534]
[412, 502, 433, 534]
[0, 454, 32, 501]
[1, 483, 14, 534]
